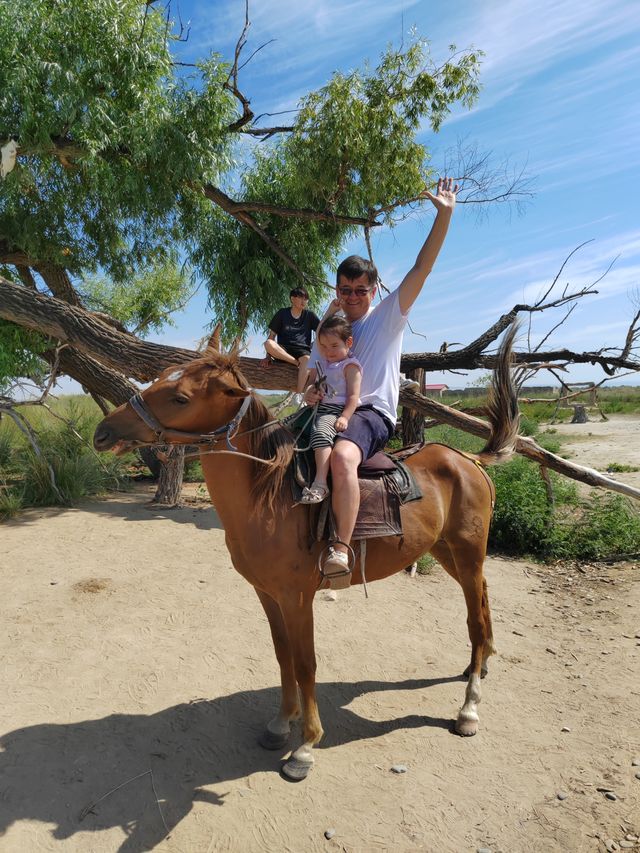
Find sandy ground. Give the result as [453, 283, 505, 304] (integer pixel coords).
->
[0, 417, 639, 853]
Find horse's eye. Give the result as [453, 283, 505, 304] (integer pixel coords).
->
[174, 395, 190, 405]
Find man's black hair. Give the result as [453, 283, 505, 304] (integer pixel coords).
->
[336, 255, 378, 286]
[289, 286, 309, 298]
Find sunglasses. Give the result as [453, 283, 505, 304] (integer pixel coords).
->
[338, 287, 372, 297]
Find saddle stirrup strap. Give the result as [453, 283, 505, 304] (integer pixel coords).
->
[359, 540, 369, 599]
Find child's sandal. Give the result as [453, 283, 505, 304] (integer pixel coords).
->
[299, 483, 330, 504]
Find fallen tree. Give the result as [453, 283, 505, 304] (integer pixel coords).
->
[2, 274, 639, 502]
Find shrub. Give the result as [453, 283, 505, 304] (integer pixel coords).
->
[0, 485, 22, 520]
[489, 457, 640, 561]
[552, 494, 640, 561]
[0, 428, 14, 469]
[415, 553, 437, 575]
[489, 458, 562, 556]
[19, 449, 127, 506]
[518, 414, 539, 437]
[0, 399, 130, 515]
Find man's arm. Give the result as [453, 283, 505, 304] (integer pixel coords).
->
[397, 176, 458, 315]
[320, 297, 341, 323]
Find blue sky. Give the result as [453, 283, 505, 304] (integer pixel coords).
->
[137, 1, 640, 386]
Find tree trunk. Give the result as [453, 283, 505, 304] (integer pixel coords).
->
[151, 446, 185, 506]
[401, 368, 425, 445]
[570, 405, 588, 423]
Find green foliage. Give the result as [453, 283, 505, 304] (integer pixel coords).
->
[201, 39, 482, 338]
[415, 553, 437, 575]
[606, 462, 640, 473]
[0, 396, 129, 514]
[0, 320, 48, 392]
[82, 260, 192, 333]
[553, 494, 640, 560]
[518, 414, 539, 437]
[489, 457, 640, 560]
[424, 424, 486, 454]
[0, 486, 22, 520]
[0, 0, 235, 280]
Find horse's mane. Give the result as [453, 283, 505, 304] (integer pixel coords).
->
[205, 352, 296, 517]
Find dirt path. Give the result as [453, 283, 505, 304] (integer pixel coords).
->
[1, 476, 638, 853]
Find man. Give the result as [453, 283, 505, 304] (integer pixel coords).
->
[263, 287, 321, 404]
[305, 176, 458, 579]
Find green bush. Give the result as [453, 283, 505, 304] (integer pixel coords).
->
[552, 494, 640, 561]
[0, 428, 14, 469]
[0, 484, 22, 520]
[518, 414, 539, 437]
[18, 450, 127, 506]
[489, 457, 640, 560]
[0, 398, 130, 516]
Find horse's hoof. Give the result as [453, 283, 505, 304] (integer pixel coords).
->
[281, 757, 313, 781]
[259, 728, 290, 750]
[455, 716, 479, 737]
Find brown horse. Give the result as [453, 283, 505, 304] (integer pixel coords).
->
[93, 325, 519, 781]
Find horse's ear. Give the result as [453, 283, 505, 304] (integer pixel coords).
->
[205, 324, 222, 355]
[227, 336, 242, 359]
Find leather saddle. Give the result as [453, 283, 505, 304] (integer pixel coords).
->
[291, 443, 423, 542]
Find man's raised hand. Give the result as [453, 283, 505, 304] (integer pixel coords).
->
[421, 176, 459, 214]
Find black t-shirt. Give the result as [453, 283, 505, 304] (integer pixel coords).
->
[269, 308, 320, 352]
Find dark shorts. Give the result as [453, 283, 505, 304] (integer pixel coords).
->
[334, 405, 395, 462]
[282, 344, 311, 360]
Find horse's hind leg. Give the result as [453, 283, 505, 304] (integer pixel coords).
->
[430, 541, 495, 677]
[430, 540, 493, 737]
[255, 589, 301, 750]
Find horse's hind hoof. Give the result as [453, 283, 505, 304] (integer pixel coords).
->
[259, 728, 290, 750]
[281, 757, 313, 781]
[455, 716, 479, 737]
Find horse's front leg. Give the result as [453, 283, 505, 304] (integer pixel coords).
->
[278, 590, 323, 781]
[255, 588, 301, 750]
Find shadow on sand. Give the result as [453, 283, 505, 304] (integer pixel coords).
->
[0, 676, 461, 852]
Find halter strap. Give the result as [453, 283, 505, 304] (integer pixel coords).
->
[128, 390, 253, 450]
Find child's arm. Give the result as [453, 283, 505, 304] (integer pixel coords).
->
[335, 364, 362, 432]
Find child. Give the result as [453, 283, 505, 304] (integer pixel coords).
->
[300, 315, 362, 504]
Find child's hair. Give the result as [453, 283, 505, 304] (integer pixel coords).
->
[318, 314, 353, 343]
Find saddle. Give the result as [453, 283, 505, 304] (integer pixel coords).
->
[291, 442, 423, 542]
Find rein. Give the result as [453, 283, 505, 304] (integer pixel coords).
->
[127, 390, 318, 464]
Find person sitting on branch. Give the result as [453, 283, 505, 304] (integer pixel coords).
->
[262, 287, 321, 404]
[304, 176, 458, 583]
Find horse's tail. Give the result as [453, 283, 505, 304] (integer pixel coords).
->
[476, 322, 520, 466]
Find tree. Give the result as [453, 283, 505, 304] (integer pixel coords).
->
[1, 1, 637, 504]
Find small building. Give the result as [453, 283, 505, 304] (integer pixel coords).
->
[425, 383, 449, 398]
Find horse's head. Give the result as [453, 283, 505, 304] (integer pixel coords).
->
[93, 348, 251, 455]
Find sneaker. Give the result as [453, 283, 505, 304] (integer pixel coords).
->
[322, 547, 352, 590]
[399, 377, 420, 391]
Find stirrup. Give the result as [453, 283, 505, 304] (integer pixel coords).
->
[318, 540, 355, 590]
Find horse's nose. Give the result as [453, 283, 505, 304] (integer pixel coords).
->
[93, 422, 114, 451]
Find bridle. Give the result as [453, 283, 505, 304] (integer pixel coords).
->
[126, 365, 327, 460]
[128, 391, 253, 451]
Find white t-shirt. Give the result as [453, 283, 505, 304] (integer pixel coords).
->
[310, 289, 408, 425]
